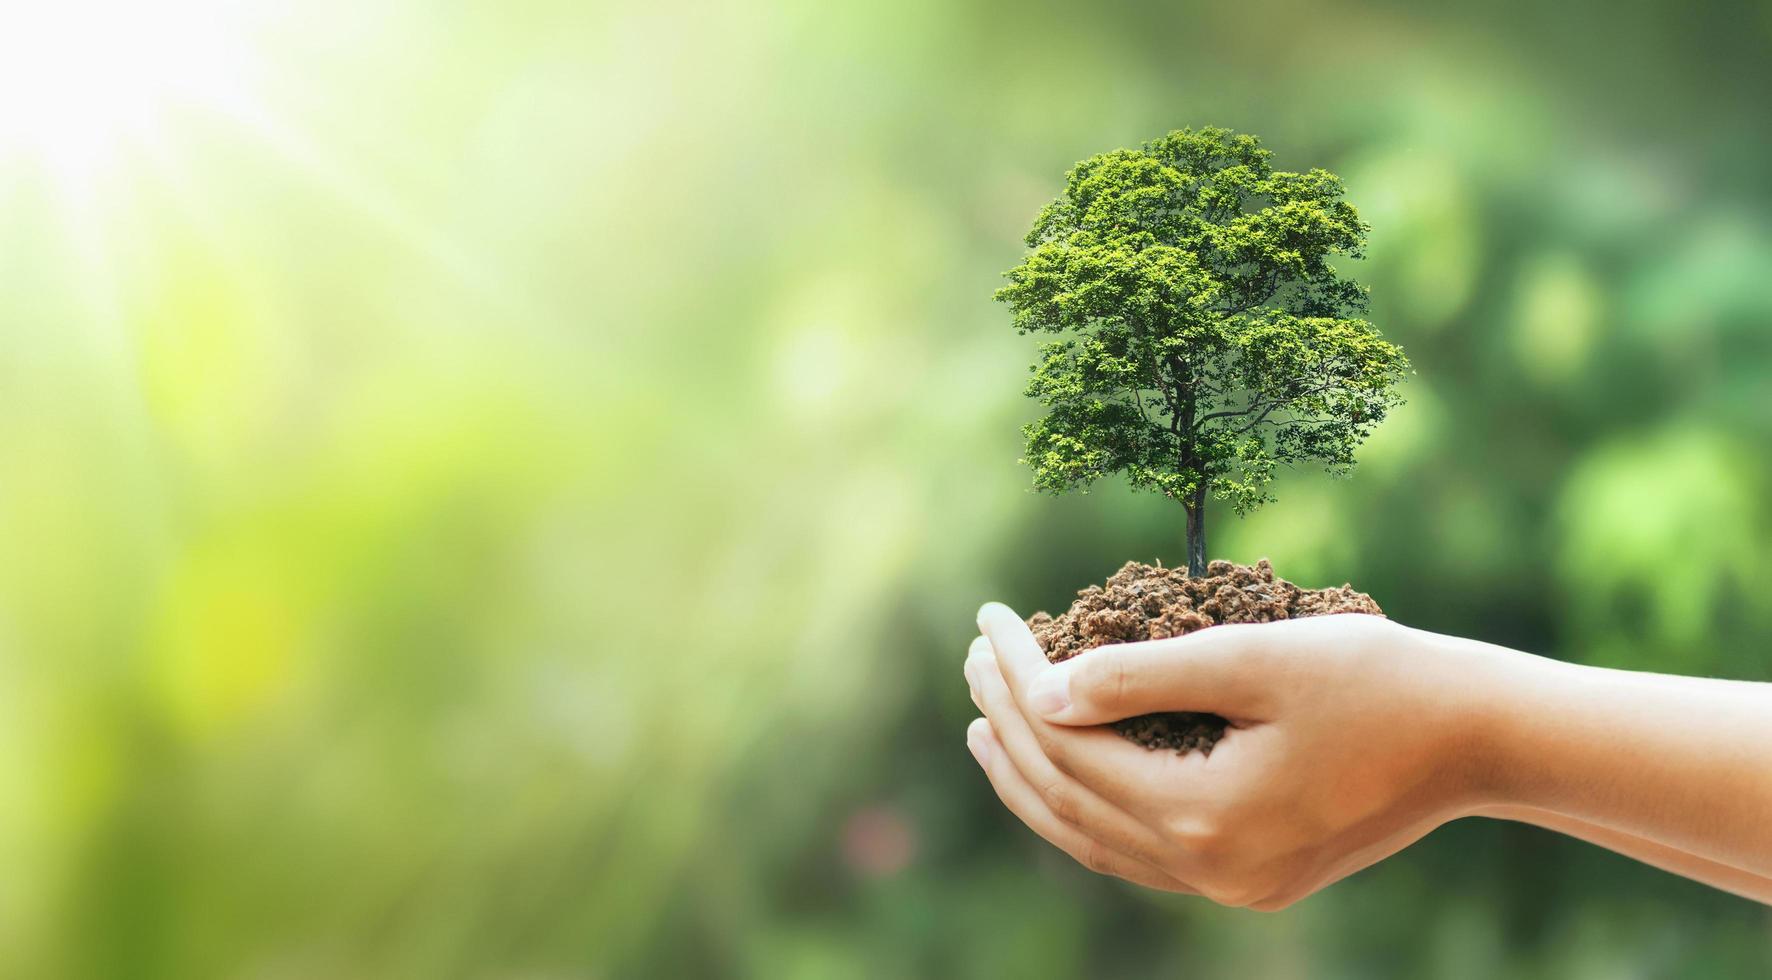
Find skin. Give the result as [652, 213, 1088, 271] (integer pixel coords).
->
[962, 605, 1772, 909]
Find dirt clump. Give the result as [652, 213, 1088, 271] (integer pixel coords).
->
[1026, 558, 1382, 755]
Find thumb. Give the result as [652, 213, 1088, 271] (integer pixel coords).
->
[1026, 626, 1274, 726]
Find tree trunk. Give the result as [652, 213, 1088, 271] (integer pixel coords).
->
[1184, 486, 1207, 576]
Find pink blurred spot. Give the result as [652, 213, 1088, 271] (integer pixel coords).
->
[841, 805, 917, 878]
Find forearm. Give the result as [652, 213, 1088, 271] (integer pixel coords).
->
[1453, 633, 1772, 879]
[1473, 804, 1772, 904]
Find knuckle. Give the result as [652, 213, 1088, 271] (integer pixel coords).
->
[1192, 862, 1268, 909]
[1037, 777, 1080, 825]
[1107, 657, 1131, 710]
[1079, 654, 1129, 709]
[1201, 880, 1266, 909]
[1078, 840, 1118, 877]
[1165, 814, 1227, 860]
[1166, 816, 1258, 894]
[1031, 727, 1071, 772]
[1199, 860, 1288, 909]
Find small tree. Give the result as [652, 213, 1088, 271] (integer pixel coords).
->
[997, 127, 1409, 576]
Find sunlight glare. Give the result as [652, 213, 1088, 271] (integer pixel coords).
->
[0, 0, 255, 178]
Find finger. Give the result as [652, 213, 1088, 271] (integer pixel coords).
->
[1012, 618, 1278, 726]
[976, 603, 1211, 810]
[966, 638, 1178, 868]
[967, 718, 1196, 894]
[964, 636, 985, 712]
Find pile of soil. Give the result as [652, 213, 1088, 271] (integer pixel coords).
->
[1027, 558, 1382, 755]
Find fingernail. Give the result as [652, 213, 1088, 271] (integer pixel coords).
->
[1027, 667, 1071, 716]
[976, 602, 1009, 630]
[967, 635, 994, 661]
[966, 719, 992, 766]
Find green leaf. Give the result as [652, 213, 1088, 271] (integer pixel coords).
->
[997, 127, 1409, 545]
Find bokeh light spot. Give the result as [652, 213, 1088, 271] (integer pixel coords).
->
[1510, 251, 1601, 384]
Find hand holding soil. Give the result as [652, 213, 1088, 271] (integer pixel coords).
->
[975, 126, 1772, 909]
[1028, 558, 1380, 754]
[962, 602, 1772, 908]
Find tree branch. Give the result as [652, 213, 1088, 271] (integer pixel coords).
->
[1195, 403, 1260, 425]
[1228, 377, 1345, 437]
[1216, 268, 1283, 316]
[1230, 400, 1286, 436]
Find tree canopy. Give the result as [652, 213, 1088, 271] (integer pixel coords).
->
[996, 127, 1409, 573]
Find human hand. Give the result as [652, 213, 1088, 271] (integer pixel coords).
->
[963, 604, 1515, 910]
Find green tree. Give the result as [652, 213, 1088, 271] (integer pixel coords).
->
[997, 127, 1409, 575]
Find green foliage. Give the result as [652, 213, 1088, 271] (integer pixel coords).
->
[997, 128, 1409, 548]
[10, 4, 1772, 977]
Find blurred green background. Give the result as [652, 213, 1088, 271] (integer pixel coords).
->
[3, 0, 1771, 976]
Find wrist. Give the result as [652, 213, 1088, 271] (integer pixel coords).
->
[1406, 626, 1559, 819]
[1457, 638, 1584, 817]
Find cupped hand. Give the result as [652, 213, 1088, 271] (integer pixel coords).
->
[963, 603, 1515, 910]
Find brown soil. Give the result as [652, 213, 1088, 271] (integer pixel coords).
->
[1027, 558, 1382, 755]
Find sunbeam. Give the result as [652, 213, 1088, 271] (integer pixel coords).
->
[0, 0, 532, 339]
[0, 0, 260, 182]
